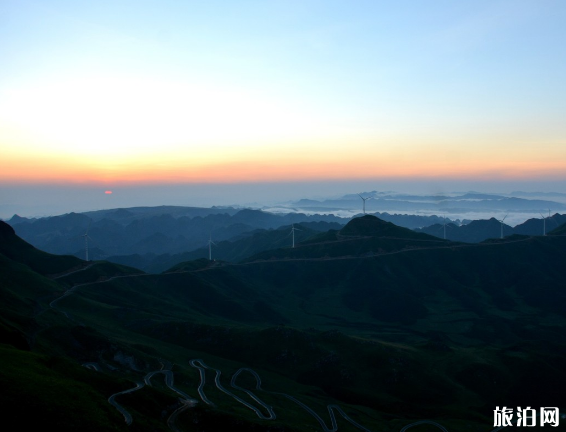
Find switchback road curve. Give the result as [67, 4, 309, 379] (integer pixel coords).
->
[105, 358, 512, 432]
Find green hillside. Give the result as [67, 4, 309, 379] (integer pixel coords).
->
[2, 218, 566, 431]
[0, 220, 83, 276]
[549, 221, 566, 235]
[0, 344, 127, 431]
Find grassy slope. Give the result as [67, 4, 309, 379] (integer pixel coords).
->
[0, 220, 84, 276]
[0, 343, 127, 431]
[549, 221, 566, 235]
[0, 222, 176, 431]
[50, 230, 566, 429]
[3, 217, 566, 431]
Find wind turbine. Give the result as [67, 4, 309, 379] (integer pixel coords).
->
[540, 209, 551, 236]
[207, 234, 216, 261]
[290, 224, 302, 248]
[358, 194, 372, 215]
[434, 215, 450, 240]
[497, 214, 508, 239]
[81, 222, 93, 261]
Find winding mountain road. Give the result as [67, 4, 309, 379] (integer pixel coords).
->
[108, 381, 144, 425]
[107, 368, 197, 427]
[189, 359, 275, 419]
[102, 358, 513, 432]
[48, 234, 541, 313]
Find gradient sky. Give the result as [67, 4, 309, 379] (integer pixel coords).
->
[1, 1, 566, 216]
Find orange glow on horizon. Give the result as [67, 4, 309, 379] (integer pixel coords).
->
[2, 150, 566, 186]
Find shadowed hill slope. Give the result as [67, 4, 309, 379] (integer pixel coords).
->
[63, 217, 566, 424]
[549, 221, 566, 236]
[107, 223, 333, 273]
[0, 223, 164, 431]
[339, 215, 436, 239]
[2, 218, 566, 431]
[244, 215, 448, 262]
[0, 220, 83, 276]
[0, 221, 143, 347]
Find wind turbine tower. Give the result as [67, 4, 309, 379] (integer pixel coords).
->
[497, 214, 508, 239]
[358, 194, 372, 215]
[82, 222, 93, 261]
[540, 209, 551, 236]
[82, 233, 89, 261]
[207, 234, 216, 260]
[290, 224, 301, 248]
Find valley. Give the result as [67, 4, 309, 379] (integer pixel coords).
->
[1, 215, 566, 431]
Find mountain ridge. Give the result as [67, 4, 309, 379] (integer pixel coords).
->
[2, 216, 566, 431]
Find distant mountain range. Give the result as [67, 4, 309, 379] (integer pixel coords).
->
[7, 207, 344, 258]
[416, 213, 566, 243]
[107, 223, 331, 273]
[5, 206, 459, 272]
[7, 205, 565, 272]
[291, 191, 566, 213]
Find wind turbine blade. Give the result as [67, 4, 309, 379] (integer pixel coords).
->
[86, 235, 100, 247]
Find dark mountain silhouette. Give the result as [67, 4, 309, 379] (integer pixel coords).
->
[245, 215, 447, 262]
[107, 223, 331, 273]
[340, 214, 432, 237]
[0, 220, 83, 275]
[514, 213, 566, 236]
[0, 221, 146, 431]
[81, 205, 241, 222]
[2, 217, 566, 431]
[369, 212, 461, 229]
[9, 207, 347, 259]
[417, 214, 566, 242]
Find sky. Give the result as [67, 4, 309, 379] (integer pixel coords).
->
[1, 0, 566, 217]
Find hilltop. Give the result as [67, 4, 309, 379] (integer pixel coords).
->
[339, 214, 436, 238]
[244, 214, 447, 262]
